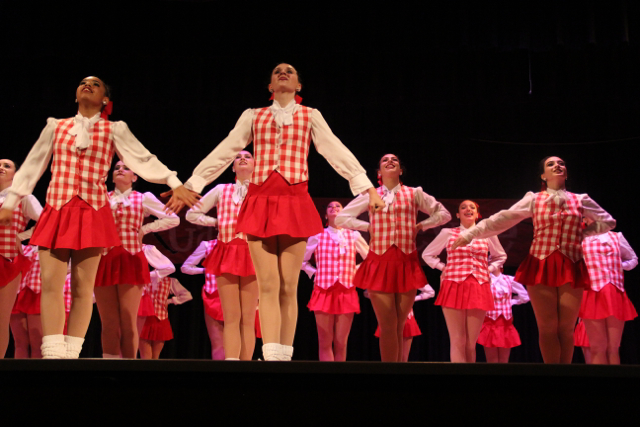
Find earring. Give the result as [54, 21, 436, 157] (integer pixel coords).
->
[75, 99, 78, 103]
[103, 100, 107, 105]
[270, 89, 274, 93]
[296, 88, 301, 92]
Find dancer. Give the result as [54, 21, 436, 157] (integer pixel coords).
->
[301, 201, 369, 361]
[0, 77, 196, 358]
[579, 224, 637, 364]
[181, 239, 225, 360]
[185, 151, 257, 360]
[94, 160, 179, 358]
[172, 63, 384, 361]
[422, 200, 507, 363]
[337, 153, 451, 362]
[0, 158, 42, 358]
[452, 156, 615, 363]
[477, 272, 529, 363]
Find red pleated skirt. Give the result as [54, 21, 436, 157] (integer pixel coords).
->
[515, 250, 589, 289]
[574, 320, 589, 347]
[11, 287, 41, 315]
[94, 246, 151, 287]
[579, 284, 637, 321]
[307, 282, 360, 314]
[202, 288, 224, 321]
[0, 254, 30, 288]
[477, 315, 521, 348]
[435, 274, 494, 311]
[354, 246, 427, 293]
[375, 315, 421, 338]
[203, 238, 255, 277]
[236, 172, 323, 238]
[30, 196, 121, 250]
[140, 316, 173, 341]
[137, 293, 155, 317]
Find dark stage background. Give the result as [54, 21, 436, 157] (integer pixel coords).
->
[2, 1, 640, 362]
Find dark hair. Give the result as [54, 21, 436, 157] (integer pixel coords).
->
[268, 63, 302, 87]
[459, 200, 482, 220]
[111, 159, 137, 190]
[1, 159, 18, 170]
[538, 156, 566, 191]
[376, 154, 406, 186]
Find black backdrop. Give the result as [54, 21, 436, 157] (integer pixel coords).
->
[2, 1, 640, 362]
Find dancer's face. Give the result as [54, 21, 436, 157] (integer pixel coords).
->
[233, 151, 255, 176]
[378, 153, 402, 180]
[112, 161, 137, 189]
[540, 156, 567, 184]
[457, 200, 479, 226]
[76, 76, 109, 107]
[0, 159, 16, 184]
[326, 201, 343, 221]
[268, 63, 301, 95]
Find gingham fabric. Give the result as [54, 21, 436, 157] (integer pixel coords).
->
[19, 245, 41, 293]
[442, 227, 491, 284]
[486, 279, 513, 320]
[0, 200, 28, 259]
[251, 106, 312, 185]
[583, 231, 624, 292]
[108, 190, 144, 253]
[531, 191, 583, 262]
[150, 277, 177, 320]
[313, 228, 358, 289]
[202, 240, 218, 293]
[217, 184, 246, 242]
[369, 186, 418, 255]
[47, 118, 115, 210]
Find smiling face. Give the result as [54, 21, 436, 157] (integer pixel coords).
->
[112, 160, 137, 190]
[0, 159, 16, 185]
[457, 200, 479, 227]
[326, 201, 343, 221]
[232, 151, 255, 178]
[378, 153, 402, 181]
[268, 63, 301, 94]
[540, 156, 567, 186]
[76, 76, 109, 108]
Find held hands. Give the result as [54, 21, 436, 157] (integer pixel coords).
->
[0, 209, 12, 227]
[368, 188, 385, 213]
[161, 185, 201, 214]
[451, 235, 470, 251]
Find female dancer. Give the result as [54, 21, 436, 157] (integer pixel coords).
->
[93, 160, 179, 358]
[337, 153, 451, 362]
[422, 200, 506, 363]
[181, 239, 225, 360]
[172, 64, 384, 360]
[301, 201, 369, 361]
[0, 77, 196, 358]
[185, 151, 258, 360]
[0, 158, 42, 358]
[579, 222, 637, 364]
[477, 272, 529, 363]
[452, 156, 615, 363]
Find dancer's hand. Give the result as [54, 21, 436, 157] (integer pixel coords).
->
[162, 185, 201, 214]
[368, 188, 385, 213]
[0, 209, 11, 227]
[415, 284, 435, 301]
[451, 235, 470, 251]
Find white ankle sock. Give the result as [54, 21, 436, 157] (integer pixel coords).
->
[262, 343, 282, 361]
[64, 335, 84, 359]
[282, 345, 293, 361]
[41, 335, 66, 359]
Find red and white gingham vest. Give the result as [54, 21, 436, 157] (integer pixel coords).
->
[313, 228, 358, 289]
[203, 240, 218, 293]
[151, 276, 173, 320]
[0, 200, 28, 259]
[47, 118, 115, 210]
[486, 280, 513, 320]
[109, 190, 144, 253]
[252, 106, 312, 185]
[442, 227, 490, 284]
[216, 184, 246, 242]
[20, 245, 41, 293]
[370, 186, 418, 255]
[582, 232, 624, 292]
[531, 191, 583, 262]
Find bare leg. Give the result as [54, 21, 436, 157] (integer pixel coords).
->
[557, 284, 583, 364]
[9, 312, 29, 359]
[27, 314, 43, 359]
[39, 248, 71, 336]
[442, 307, 467, 362]
[395, 291, 416, 362]
[369, 291, 399, 362]
[116, 284, 143, 358]
[497, 347, 511, 363]
[582, 347, 592, 364]
[333, 313, 355, 362]
[465, 309, 486, 363]
[204, 313, 225, 360]
[248, 236, 281, 344]
[217, 274, 242, 359]
[315, 312, 336, 361]
[139, 339, 152, 359]
[605, 316, 625, 365]
[0, 274, 22, 358]
[484, 346, 499, 363]
[136, 316, 146, 339]
[402, 337, 413, 362]
[583, 318, 608, 365]
[67, 248, 103, 338]
[95, 285, 122, 356]
[238, 275, 258, 360]
[151, 341, 165, 359]
[526, 285, 560, 363]
[277, 235, 307, 346]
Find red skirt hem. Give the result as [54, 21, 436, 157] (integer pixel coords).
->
[477, 315, 521, 348]
[11, 287, 41, 315]
[95, 246, 151, 287]
[203, 238, 255, 277]
[574, 320, 589, 347]
[236, 172, 323, 238]
[30, 197, 121, 250]
[202, 289, 224, 321]
[435, 275, 494, 311]
[0, 254, 31, 288]
[307, 283, 360, 314]
[140, 316, 173, 341]
[354, 246, 427, 293]
[375, 315, 421, 338]
[514, 250, 589, 289]
[579, 284, 638, 321]
[137, 293, 155, 317]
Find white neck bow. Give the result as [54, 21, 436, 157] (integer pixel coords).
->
[270, 100, 298, 127]
[232, 180, 250, 205]
[69, 113, 101, 150]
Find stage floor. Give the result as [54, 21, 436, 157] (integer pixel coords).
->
[2, 360, 638, 424]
